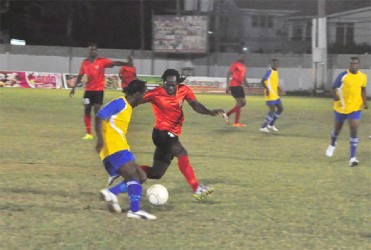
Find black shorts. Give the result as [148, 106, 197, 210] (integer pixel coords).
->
[83, 91, 104, 105]
[152, 128, 179, 164]
[230, 86, 245, 98]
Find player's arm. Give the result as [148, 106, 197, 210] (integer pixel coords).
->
[243, 71, 249, 87]
[261, 69, 271, 96]
[361, 87, 368, 109]
[331, 72, 345, 101]
[95, 99, 125, 153]
[188, 100, 224, 116]
[69, 74, 84, 97]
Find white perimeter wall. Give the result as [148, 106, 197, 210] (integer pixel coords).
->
[0, 45, 370, 96]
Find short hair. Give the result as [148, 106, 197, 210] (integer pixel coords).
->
[350, 56, 360, 62]
[272, 58, 278, 62]
[125, 79, 146, 95]
[161, 69, 186, 84]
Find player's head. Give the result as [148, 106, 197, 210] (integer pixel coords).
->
[125, 79, 147, 107]
[88, 43, 98, 58]
[161, 69, 186, 95]
[237, 52, 247, 63]
[349, 56, 360, 74]
[271, 59, 279, 70]
[127, 56, 134, 64]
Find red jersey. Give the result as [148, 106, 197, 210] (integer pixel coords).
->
[229, 61, 246, 87]
[119, 65, 136, 88]
[144, 84, 196, 136]
[79, 57, 113, 91]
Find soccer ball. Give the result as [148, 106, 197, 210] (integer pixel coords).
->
[146, 184, 169, 205]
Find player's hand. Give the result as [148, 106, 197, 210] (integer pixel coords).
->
[96, 140, 103, 153]
[225, 86, 230, 94]
[333, 96, 340, 101]
[69, 88, 75, 97]
[265, 89, 269, 96]
[210, 109, 224, 116]
[364, 103, 369, 109]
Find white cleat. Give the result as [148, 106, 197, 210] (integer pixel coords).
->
[259, 127, 270, 133]
[222, 113, 230, 125]
[267, 125, 279, 132]
[127, 210, 157, 220]
[100, 189, 122, 213]
[326, 145, 336, 157]
[349, 157, 359, 167]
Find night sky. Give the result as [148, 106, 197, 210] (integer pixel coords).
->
[1, 0, 370, 49]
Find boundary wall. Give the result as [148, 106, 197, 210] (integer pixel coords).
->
[0, 45, 370, 96]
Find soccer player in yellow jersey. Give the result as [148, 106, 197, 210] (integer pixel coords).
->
[259, 59, 284, 133]
[326, 57, 368, 167]
[95, 80, 156, 220]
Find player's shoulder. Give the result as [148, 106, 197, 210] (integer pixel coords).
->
[178, 83, 192, 92]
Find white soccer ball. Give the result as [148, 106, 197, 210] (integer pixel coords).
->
[146, 184, 169, 205]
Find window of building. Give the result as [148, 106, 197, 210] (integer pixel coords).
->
[336, 23, 354, 45]
[259, 16, 266, 27]
[252, 15, 259, 27]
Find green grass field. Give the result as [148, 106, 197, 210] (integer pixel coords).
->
[0, 88, 370, 250]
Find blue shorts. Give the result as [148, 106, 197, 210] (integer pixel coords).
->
[334, 110, 361, 123]
[103, 150, 135, 177]
[266, 98, 282, 106]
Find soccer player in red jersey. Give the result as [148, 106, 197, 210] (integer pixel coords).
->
[224, 52, 248, 127]
[69, 43, 129, 140]
[140, 69, 224, 200]
[119, 56, 137, 92]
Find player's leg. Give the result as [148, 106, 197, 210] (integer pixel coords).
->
[268, 100, 283, 131]
[348, 111, 361, 166]
[326, 111, 345, 157]
[260, 104, 275, 132]
[119, 161, 156, 220]
[171, 140, 214, 200]
[82, 92, 93, 139]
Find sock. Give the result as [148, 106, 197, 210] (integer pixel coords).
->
[226, 106, 239, 117]
[127, 180, 142, 212]
[349, 137, 358, 158]
[234, 106, 241, 124]
[269, 112, 281, 126]
[84, 114, 92, 134]
[109, 181, 127, 195]
[261, 112, 274, 128]
[331, 130, 338, 146]
[178, 155, 199, 192]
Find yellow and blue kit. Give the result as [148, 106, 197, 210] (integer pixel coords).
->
[262, 68, 280, 101]
[96, 97, 133, 160]
[332, 70, 367, 114]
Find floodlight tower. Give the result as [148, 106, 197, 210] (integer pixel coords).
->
[312, 0, 327, 93]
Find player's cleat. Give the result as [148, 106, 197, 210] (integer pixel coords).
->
[267, 125, 279, 132]
[222, 113, 230, 125]
[100, 189, 122, 213]
[82, 133, 94, 140]
[193, 184, 214, 201]
[107, 175, 119, 186]
[259, 127, 270, 133]
[127, 210, 157, 220]
[326, 145, 336, 157]
[233, 123, 246, 127]
[349, 157, 359, 167]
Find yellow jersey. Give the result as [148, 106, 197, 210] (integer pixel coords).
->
[96, 97, 132, 160]
[332, 70, 367, 114]
[262, 68, 279, 101]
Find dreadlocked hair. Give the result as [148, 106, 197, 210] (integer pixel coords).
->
[125, 79, 146, 95]
[161, 69, 186, 84]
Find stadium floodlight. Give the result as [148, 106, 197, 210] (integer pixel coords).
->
[243, 47, 248, 52]
[10, 39, 26, 46]
[208, 31, 213, 34]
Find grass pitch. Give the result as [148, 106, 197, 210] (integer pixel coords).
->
[0, 88, 370, 250]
